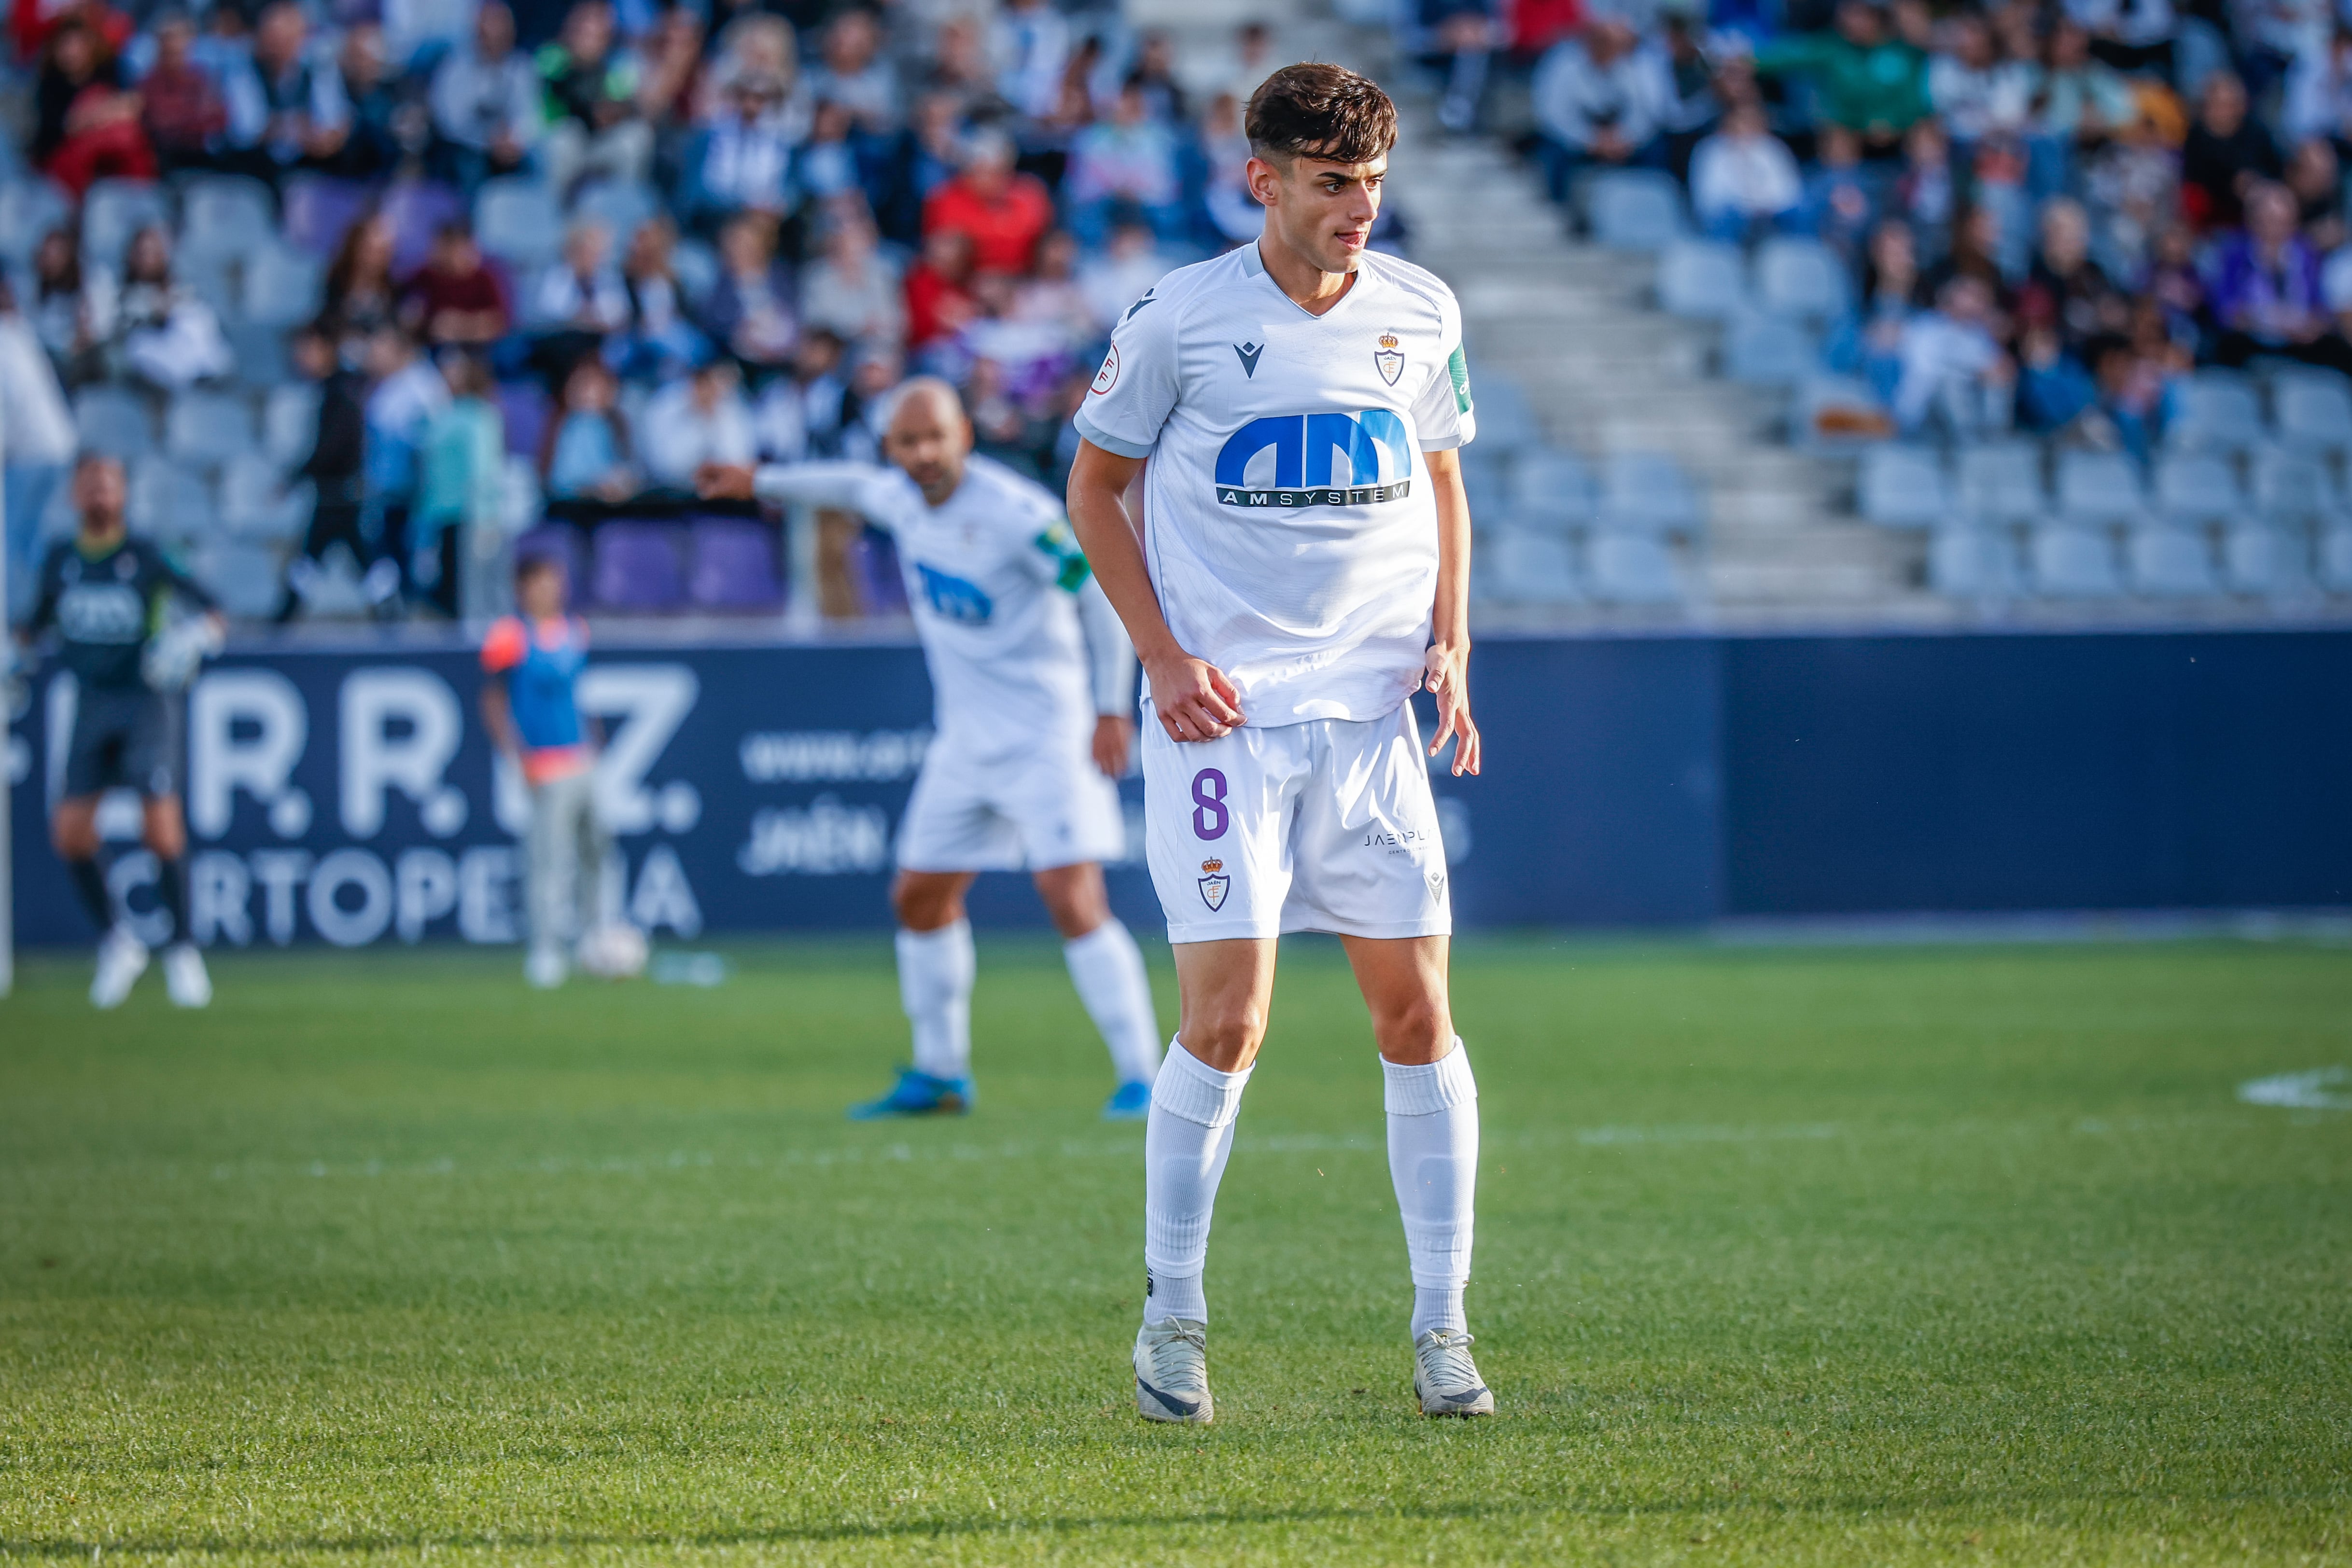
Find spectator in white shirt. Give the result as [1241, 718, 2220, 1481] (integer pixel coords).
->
[799, 212, 904, 348]
[0, 276, 76, 619]
[527, 222, 632, 380]
[1895, 275, 2015, 436]
[642, 359, 757, 489]
[805, 9, 899, 135]
[1689, 100, 1806, 243]
[428, 0, 537, 190]
[992, 0, 1069, 119]
[1077, 221, 1176, 337]
[1531, 18, 1664, 204]
[1928, 12, 2037, 144]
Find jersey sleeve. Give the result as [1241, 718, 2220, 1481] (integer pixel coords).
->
[751, 460, 893, 518]
[480, 615, 526, 674]
[1071, 285, 1180, 459]
[23, 542, 65, 636]
[1412, 290, 1477, 452]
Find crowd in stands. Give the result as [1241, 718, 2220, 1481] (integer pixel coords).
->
[0, 0, 1303, 621]
[1426, 0, 2352, 453]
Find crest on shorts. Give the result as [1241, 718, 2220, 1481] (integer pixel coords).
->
[1373, 332, 1405, 387]
[1198, 858, 1230, 912]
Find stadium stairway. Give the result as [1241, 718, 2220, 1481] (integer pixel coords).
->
[1378, 110, 1932, 625]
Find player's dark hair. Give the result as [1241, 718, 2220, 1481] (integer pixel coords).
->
[1246, 63, 1398, 166]
[514, 551, 564, 587]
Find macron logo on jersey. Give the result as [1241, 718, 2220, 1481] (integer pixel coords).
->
[1213, 410, 1416, 510]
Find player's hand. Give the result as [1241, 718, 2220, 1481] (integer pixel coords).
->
[696, 462, 756, 500]
[1144, 647, 1243, 743]
[1424, 641, 1481, 777]
[1092, 714, 1133, 777]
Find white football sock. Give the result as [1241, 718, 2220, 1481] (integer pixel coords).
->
[1064, 919, 1162, 1085]
[1143, 1037, 1253, 1325]
[1385, 1041, 1479, 1340]
[896, 920, 975, 1081]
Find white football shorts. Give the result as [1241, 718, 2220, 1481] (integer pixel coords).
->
[897, 733, 1126, 873]
[1142, 699, 1452, 944]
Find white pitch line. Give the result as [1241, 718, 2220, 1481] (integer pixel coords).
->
[2238, 1066, 2352, 1110]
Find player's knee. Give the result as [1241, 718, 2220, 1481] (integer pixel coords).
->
[52, 808, 98, 860]
[1180, 1004, 1265, 1067]
[142, 806, 186, 859]
[1371, 996, 1451, 1062]
[892, 877, 961, 931]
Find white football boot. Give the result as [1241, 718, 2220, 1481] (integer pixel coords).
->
[1413, 1329, 1495, 1417]
[162, 943, 212, 1008]
[90, 925, 149, 1010]
[1134, 1318, 1213, 1424]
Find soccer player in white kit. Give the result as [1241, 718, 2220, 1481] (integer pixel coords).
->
[699, 381, 1164, 1120]
[1065, 64, 1492, 1421]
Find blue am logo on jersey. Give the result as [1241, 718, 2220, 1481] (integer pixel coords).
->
[1213, 409, 1416, 510]
[916, 562, 994, 624]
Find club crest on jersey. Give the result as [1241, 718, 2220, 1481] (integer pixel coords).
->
[1374, 332, 1405, 387]
[1198, 858, 1230, 911]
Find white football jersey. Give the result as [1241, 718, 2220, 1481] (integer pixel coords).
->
[754, 456, 1119, 761]
[1073, 242, 1475, 728]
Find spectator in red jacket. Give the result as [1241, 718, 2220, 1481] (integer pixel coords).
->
[922, 127, 1053, 275]
[35, 15, 154, 196]
[904, 225, 976, 347]
[401, 222, 512, 348]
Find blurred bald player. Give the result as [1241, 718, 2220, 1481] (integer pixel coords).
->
[700, 379, 1161, 1118]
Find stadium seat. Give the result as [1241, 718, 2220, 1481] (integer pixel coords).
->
[1586, 170, 1686, 251]
[1789, 374, 1895, 450]
[1655, 239, 1745, 319]
[178, 175, 275, 264]
[1954, 441, 2045, 524]
[476, 178, 564, 269]
[2151, 452, 2242, 523]
[1458, 458, 1507, 523]
[229, 322, 290, 389]
[591, 521, 684, 609]
[688, 518, 784, 609]
[2127, 524, 2220, 597]
[2249, 446, 2336, 517]
[2270, 368, 2352, 454]
[572, 180, 659, 242]
[2319, 523, 2352, 591]
[262, 383, 321, 470]
[1480, 526, 1581, 603]
[1469, 376, 1541, 454]
[494, 379, 553, 458]
[2223, 519, 2309, 596]
[1928, 525, 2017, 599]
[242, 243, 326, 328]
[280, 173, 371, 258]
[1722, 315, 1817, 386]
[2030, 523, 2124, 598]
[2163, 371, 2263, 453]
[220, 454, 310, 541]
[127, 456, 214, 538]
[848, 525, 908, 613]
[191, 541, 283, 619]
[1599, 450, 1703, 535]
[1509, 448, 1596, 533]
[1753, 236, 1850, 321]
[1858, 444, 1948, 528]
[179, 254, 239, 319]
[81, 178, 169, 267]
[0, 178, 71, 268]
[379, 178, 466, 274]
[671, 236, 720, 303]
[74, 387, 156, 459]
[2053, 449, 2145, 524]
[166, 391, 258, 468]
[1585, 531, 1683, 604]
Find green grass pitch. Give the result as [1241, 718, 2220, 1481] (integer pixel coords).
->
[2, 933, 2348, 1565]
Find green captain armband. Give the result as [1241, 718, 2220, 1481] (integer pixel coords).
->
[1447, 345, 1473, 415]
[1033, 520, 1093, 592]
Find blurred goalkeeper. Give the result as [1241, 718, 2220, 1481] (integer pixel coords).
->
[16, 452, 224, 1009]
[699, 378, 1163, 1120]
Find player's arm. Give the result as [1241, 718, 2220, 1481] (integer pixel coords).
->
[695, 459, 879, 516]
[478, 620, 525, 767]
[1075, 574, 1137, 777]
[1067, 440, 1243, 742]
[1421, 447, 1481, 778]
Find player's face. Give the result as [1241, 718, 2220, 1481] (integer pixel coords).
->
[518, 565, 566, 619]
[1255, 152, 1386, 275]
[73, 459, 126, 532]
[883, 394, 972, 503]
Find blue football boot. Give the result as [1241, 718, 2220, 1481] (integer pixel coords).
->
[1102, 1080, 1154, 1121]
[848, 1067, 974, 1119]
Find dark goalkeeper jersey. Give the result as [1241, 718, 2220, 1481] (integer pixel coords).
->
[27, 536, 218, 692]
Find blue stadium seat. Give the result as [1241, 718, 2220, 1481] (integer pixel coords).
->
[0, 178, 71, 268]
[1458, 456, 1507, 523]
[1858, 444, 1948, 528]
[1789, 374, 1893, 452]
[1586, 170, 1687, 251]
[672, 236, 720, 303]
[1655, 239, 1745, 319]
[191, 541, 284, 619]
[1469, 376, 1541, 453]
[2151, 452, 2242, 523]
[2164, 370, 2263, 453]
[220, 454, 309, 541]
[2030, 523, 2124, 598]
[1722, 315, 1817, 386]
[1954, 441, 2045, 524]
[1481, 526, 1582, 603]
[127, 456, 218, 539]
[1753, 236, 1850, 321]
[178, 175, 276, 264]
[2127, 524, 2219, 597]
[1509, 448, 1596, 533]
[74, 387, 156, 459]
[572, 180, 659, 241]
[263, 383, 321, 471]
[2319, 523, 2352, 592]
[1599, 450, 1703, 535]
[2053, 449, 2145, 524]
[2223, 520, 2309, 596]
[81, 178, 169, 267]
[229, 322, 289, 388]
[2271, 368, 2352, 455]
[2249, 445, 2336, 517]
[166, 391, 258, 468]
[241, 243, 325, 328]
[476, 178, 564, 269]
[1929, 525, 2017, 599]
[1585, 531, 1683, 604]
